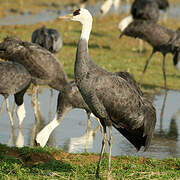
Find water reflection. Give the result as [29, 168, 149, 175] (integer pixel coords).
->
[0, 3, 179, 26]
[0, 88, 180, 159]
[63, 122, 99, 153]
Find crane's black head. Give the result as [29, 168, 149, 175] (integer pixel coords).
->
[57, 8, 93, 25]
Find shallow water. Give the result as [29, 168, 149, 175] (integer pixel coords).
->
[0, 3, 179, 26]
[0, 88, 179, 159]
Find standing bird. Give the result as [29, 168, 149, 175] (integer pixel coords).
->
[31, 26, 63, 113]
[59, 8, 156, 178]
[0, 37, 68, 118]
[36, 71, 142, 147]
[0, 61, 31, 128]
[120, 20, 180, 89]
[125, 0, 170, 52]
[31, 26, 63, 54]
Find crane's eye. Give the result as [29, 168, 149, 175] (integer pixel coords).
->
[73, 9, 80, 16]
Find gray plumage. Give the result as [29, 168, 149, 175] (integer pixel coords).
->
[32, 26, 63, 54]
[131, 0, 169, 23]
[56, 81, 91, 119]
[121, 20, 174, 53]
[57, 71, 142, 123]
[131, 0, 160, 23]
[120, 20, 180, 88]
[60, 8, 156, 178]
[0, 61, 31, 127]
[75, 39, 156, 151]
[0, 37, 68, 91]
[35, 71, 144, 147]
[0, 61, 31, 105]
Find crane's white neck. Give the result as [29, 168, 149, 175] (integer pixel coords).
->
[80, 21, 92, 42]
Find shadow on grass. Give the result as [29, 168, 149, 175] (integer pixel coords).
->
[32, 159, 73, 173]
[0, 143, 73, 175]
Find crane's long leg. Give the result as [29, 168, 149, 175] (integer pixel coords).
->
[139, 39, 143, 53]
[7, 126, 15, 146]
[0, 99, 5, 116]
[108, 125, 113, 179]
[15, 127, 24, 147]
[96, 125, 107, 179]
[48, 88, 54, 122]
[85, 113, 91, 152]
[139, 49, 155, 86]
[160, 90, 168, 131]
[162, 55, 167, 90]
[32, 85, 39, 120]
[5, 98, 14, 127]
[16, 103, 26, 128]
[11, 101, 16, 117]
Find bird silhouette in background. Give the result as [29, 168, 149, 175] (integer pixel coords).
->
[59, 8, 156, 178]
[32, 26, 63, 54]
[31, 26, 63, 113]
[0, 61, 31, 128]
[120, 20, 180, 89]
[119, 0, 169, 53]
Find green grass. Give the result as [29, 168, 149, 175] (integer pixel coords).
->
[0, 143, 179, 179]
[0, 2, 180, 180]
[1, 14, 180, 92]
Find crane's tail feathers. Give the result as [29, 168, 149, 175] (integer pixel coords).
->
[143, 104, 156, 151]
[114, 103, 156, 151]
[115, 126, 146, 151]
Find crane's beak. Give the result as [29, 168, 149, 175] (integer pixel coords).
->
[56, 14, 73, 21]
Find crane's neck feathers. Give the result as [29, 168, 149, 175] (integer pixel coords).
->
[80, 20, 92, 42]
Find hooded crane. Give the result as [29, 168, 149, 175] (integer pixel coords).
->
[31, 26, 63, 54]
[31, 26, 63, 108]
[59, 8, 156, 178]
[0, 37, 68, 118]
[120, 20, 180, 89]
[118, 0, 169, 52]
[36, 71, 142, 147]
[0, 61, 31, 128]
